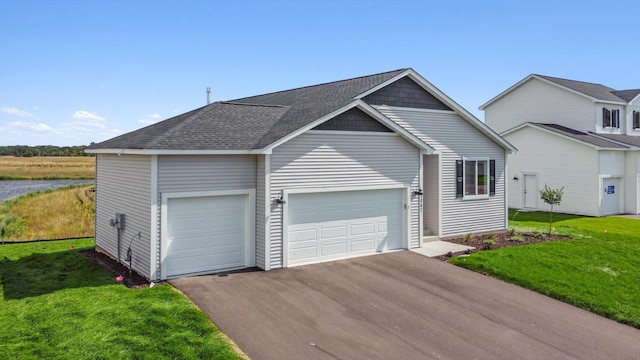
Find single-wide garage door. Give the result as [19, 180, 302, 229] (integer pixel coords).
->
[287, 188, 403, 266]
[165, 194, 247, 277]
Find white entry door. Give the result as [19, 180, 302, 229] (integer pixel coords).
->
[524, 174, 537, 208]
[601, 178, 620, 216]
[286, 188, 404, 266]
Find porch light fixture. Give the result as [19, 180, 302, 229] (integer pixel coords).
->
[513, 176, 519, 181]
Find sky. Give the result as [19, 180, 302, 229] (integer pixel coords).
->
[1, 0, 638, 147]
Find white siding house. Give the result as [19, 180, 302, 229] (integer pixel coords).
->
[88, 68, 515, 280]
[482, 74, 640, 216]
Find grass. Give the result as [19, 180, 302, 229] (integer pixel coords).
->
[1, 185, 95, 242]
[450, 210, 640, 328]
[0, 156, 95, 180]
[0, 239, 245, 359]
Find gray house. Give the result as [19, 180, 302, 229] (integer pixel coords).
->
[86, 68, 516, 280]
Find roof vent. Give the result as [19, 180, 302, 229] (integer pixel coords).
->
[206, 87, 211, 105]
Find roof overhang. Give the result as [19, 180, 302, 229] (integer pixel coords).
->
[84, 148, 270, 155]
[364, 69, 517, 153]
[501, 123, 629, 151]
[260, 100, 436, 154]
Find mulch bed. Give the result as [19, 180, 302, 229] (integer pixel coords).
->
[82, 249, 151, 288]
[435, 231, 570, 261]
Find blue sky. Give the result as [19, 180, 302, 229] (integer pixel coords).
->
[1, 0, 638, 146]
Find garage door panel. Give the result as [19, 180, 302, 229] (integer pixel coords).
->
[351, 222, 376, 235]
[290, 246, 317, 261]
[165, 194, 248, 277]
[350, 238, 376, 252]
[320, 242, 348, 256]
[287, 188, 403, 266]
[321, 225, 348, 239]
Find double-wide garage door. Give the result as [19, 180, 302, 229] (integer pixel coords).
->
[165, 194, 248, 277]
[287, 188, 404, 266]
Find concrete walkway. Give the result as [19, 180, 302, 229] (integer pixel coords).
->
[171, 251, 640, 360]
[411, 239, 475, 257]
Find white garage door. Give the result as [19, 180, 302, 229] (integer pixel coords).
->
[287, 188, 404, 266]
[165, 194, 247, 277]
[602, 178, 620, 216]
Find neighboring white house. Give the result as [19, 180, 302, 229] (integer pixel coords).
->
[481, 74, 640, 216]
[86, 68, 516, 281]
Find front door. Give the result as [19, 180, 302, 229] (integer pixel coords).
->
[524, 174, 537, 209]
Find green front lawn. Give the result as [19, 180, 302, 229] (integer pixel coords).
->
[0, 239, 245, 359]
[450, 211, 640, 328]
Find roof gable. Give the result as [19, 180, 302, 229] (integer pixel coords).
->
[502, 123, 628, 150]
[87, 68, 513, 154]
[481, 74, 633, 109]
[312, 107, 392, 132]
[363, 76, 452, 111]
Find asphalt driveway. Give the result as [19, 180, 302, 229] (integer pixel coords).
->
[171, 251, 640, 360]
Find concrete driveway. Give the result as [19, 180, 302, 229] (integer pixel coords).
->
[171, 251, 640, 360]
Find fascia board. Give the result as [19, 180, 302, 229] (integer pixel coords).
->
[84, 148, 266, 155]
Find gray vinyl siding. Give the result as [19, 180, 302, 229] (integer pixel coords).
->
[423, 154, 439, 235]
[377, 107, 507, 236]
[157, 155, 256, 193]
[504, 127, 600, 216]
[255, 155, 266, 269]
[157, 155, 257, 274]
[484, 78, 594, 134]
[269, 131, 421, 269]
[95, 154, 152, 278]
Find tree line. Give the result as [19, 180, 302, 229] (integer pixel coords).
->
[0, 145, 94, 157]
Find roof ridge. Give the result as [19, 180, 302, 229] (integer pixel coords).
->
[229, 68, 409, 102]
[220, 101, 290, 108]
[534, 74, 615, 90]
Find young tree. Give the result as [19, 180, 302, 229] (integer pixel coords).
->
[540, 185, 564, 235]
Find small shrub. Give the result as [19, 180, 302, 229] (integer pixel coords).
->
[486, 232, 496, 241]
[534, 231, 546, 239]
[463, 233, 473, 243]
[509, 235, 523, 242]
[483, 239, 495, 249]
[508, 228, 517, 236]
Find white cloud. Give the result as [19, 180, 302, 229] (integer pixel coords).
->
[1, 107, 34, 118]
[138, 113, 162, 124]
[8, 121, 57, 132]
[72, 110, 105, 121]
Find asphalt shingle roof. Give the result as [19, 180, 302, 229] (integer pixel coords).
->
[535, 75, 627, 103]
[532, 123, 628, 149]
[610, 89, 640, 102]
[88, 69, 408, 150]
[590, 133, 640, 148]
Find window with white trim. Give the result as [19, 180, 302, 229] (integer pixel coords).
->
[456, 159, 495, 199]
[602, 108, 620, 128]
[633, 111, 640, 130]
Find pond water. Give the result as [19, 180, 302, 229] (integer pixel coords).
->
[0, 180, 95, 202]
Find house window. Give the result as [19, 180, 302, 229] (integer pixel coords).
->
[602, 108, 620, 128]
[634, 111, 640, 130]
[456, 159, 495, 198]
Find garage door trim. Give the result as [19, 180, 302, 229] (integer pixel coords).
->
[282, 185, 409, 268]
[160, 189, 255, 279]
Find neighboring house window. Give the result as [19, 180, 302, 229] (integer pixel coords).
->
[456, 159, 496, 198]
[602, 108, 620, 128]
[634, 111, 640, 129]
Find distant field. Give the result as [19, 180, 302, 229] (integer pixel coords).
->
[0, 156, 95, 180]
[0, 184, 95, 241]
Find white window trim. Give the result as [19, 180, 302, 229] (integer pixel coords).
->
[463, 157, 490, 200]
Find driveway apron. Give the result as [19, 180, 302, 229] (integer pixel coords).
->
[170, 251, 640, 360]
